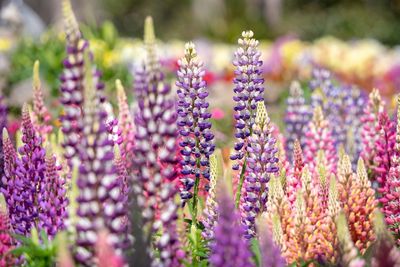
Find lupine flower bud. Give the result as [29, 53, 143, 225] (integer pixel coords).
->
[305, 106, 337, 175]
[176, 42, 214, 201]
[284, 81, 310, 157]
[240, 102, 278, 238]
[210, 179, 254, 267]
[31, 60, 52, 143]
[0, 194, 15, 267]
[360, 89, 384, 171]
[230, 30, 264, 202]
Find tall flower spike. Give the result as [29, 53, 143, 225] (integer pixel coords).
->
[176, 42, 215, 204]
[286, 139, 304, 204]
[75, 54, 125, 265]
[381, 95, 400, 242]
[284, 81, 310, 157]
[240, 101, 278, 238]
[116, 80, 135, 171]
[230, 30, 264, 205]
[371, 210, 400, 266]
[257, 216, 285, 267]
[336, 213, 366, 267]
[360, 89, 384, 171]
[31, 60, 52, 143]
[37, 146, 68, 239]
[210, 179, 254, 267]
[202, 153, 220, 241]
[12, 104, 46, 236]
[0, 193, 15, 267]
[305, 105, 337, 175]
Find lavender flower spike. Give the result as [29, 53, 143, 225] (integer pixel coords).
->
[210, 179, 255, 267]
[240, 101, 279, 238]
[230, 30, 264, 206]
[176, 42, 215, 204]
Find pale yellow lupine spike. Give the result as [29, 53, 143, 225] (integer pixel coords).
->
[312, 105, 324, 127]
[356, 158, 369, 187]
[271, 212, 284, 247]
[0, 193, 7, 214]
[317, 150, 327, 185]
[144, 16, 155, 45]
[62, 0, 80, 41]
[33, 60, 40, 90]
[255, 101, 268, 125]
[300, 164, 311, 190]
[116, 79, 126, 102]
[328, 175, 340, 217]
[370, 88, 382, 114]
[15, 129, 23, 150]
[295, 190, 306, 219]
[338, 153, 352, 177]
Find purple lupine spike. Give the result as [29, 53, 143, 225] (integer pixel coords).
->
[107, 117, 123, 146]
[37, 148, 68, 239]
[60, 0, 104, 166]
[152, 184, 184, 267]
[284, 80, 310, 159]
[12, 104, 46, 236]
[133, 16, 177, 226]
[0, 129, 17, 230]
[257, 217, 285, 267]
[116, 80, 135, 171]
[31, 60, 52, 142]
[210, 180, 254, 267]
[75, 55, 126, 265]
[240, 102, 279, 238]
[230, 30, 265, 206]
[176, 42, 215, 204]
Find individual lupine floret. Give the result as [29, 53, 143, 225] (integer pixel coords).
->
[337, 155, 377, 254]
[256, 216, 285, 267]
[176, 42, 215, 205]
[0, 194, 15, 267]
[230, 30, 264, 205]
[12, 104, 46, 236]
[0, 129, 17, 231]
[74, 57, 126, 265]
[240, 102, 278, 238]
[360, 89, 384, 172]
[371, 211, 400, 266]
[336, 213, 366, 267]
[286, 140, 304, 204]
[31, 60, 52, 143]
[37, 147, 68, 239]
[115, 80, 135, 171]
[381, 96, 400, 241]
[284, 81, 310, 156]
[304, 106, 337, 175]
[209, 179, 254, 267]
[60, 0, 104, 166]
[374, 111, 396, 194]
[202, 154, 219, 241]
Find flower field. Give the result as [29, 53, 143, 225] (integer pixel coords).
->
[1, 1, 400, 267]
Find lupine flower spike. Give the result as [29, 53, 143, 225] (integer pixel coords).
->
[0, 193, 15, 266]
[284, 80, 310, 156]
[286, 139, 304, 204]
[240, 101, 278, 238]
[209, 178, 254, 267]
[31, 60, 52, 143]
[176, 42, 215, 209]
[230, 30, 264, 206]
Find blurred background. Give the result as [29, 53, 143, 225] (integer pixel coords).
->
[2, 0, 400, 44]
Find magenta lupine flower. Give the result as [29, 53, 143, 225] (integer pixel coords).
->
[284, 81, 310, 158]
[176, 42, 214, 202]
[0, 194, 15, 267]
[31, 61, 52, 142]
[304, 106, 337, 175]
[0, 129, 17, 230]
[240, 102, 278, 238]
[257, 218, 285, 267]
[133, 17, 178, 225]
[374, 111, 396, 195]
[230, 30, 264, 205]
[210, 181, 254, 267]
[60, 0, 104, 166]
[37, 150, 68, 239]
[116, 80, 135, 171]
[360, 89, 384, 172]
[12, 104, 46, 236]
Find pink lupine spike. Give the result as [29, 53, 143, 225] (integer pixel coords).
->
[304, 106, 337, 176]
[0, 194, 15, 267]
[286, 140, 304, 204]
[31, 61, 53, 142]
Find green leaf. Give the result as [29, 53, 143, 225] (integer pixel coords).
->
[250, 238, 261, 267]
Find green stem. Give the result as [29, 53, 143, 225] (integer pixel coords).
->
[235, 159, 247, 208]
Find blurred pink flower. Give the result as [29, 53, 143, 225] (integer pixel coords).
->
[211, 108, 225, 120]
